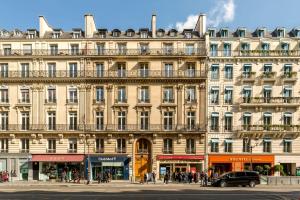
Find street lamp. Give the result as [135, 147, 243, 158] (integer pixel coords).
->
[247, 137, 259, 171]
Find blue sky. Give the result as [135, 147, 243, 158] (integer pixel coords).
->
[0, 0, 299, 31]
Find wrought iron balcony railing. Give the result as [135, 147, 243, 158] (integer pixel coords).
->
[241, 97, 300, 104]
[210, 50, 300, 57]
[46, 149, 56, 153]
[185, 148, 196, 154]
[237, 124, 300, 132]
[0, 70, 206, 79]
[0, 48, 206, 57]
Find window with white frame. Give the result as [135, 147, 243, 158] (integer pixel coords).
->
[263, 138, 272, 153]
[0, 112, 8, 130]
[69, 63, 78, 77]
[211, 139, 219, 152]
[0, 88, 8, 103]
[186, 138, 195, 154]
[47, 112, 56, 130]
[117, 86, 126, 103]
[243, 86, 252, 103]
[47, 87, 56, 103]
[68, 87, 78, 103]
[21, 63, 29, 78]
[243, 138, 251, 153]
[163, 138, 173, 154]
[283, 85, 292, 103]
[283, 139, 292, 153]
[210, 86, 219, 104]
[140, 111, 149, 130]
[243, 112, 251, 130]
[185, 44, 194, 55]
[139, 86, 149, 103]
[210, 44, 218, 56]
[223, 43, 231, 56]
[47, 139, 56, 153]
[20, 88, 30, 103]
[224, 112, 233, 131]
[117, 111, 126, 130]
[283, 112, 292, 130]
[0, 138, 8, 152]
[117, 43, 127, 55]
[0, 63, 8, 78]
[3, 44, 11, 56]
[96, 111, 104, 130]
[68, 138, 77, 153]
[117, 63, 126, 77]
[50, 44, 58, 55]
[263, 112, 272, 130]
[211, 64, 219, 79]
[187, 111, 196, 130]
[95, 63, 104, 77]
[163, 112, 173, 130]
[21, 112, 29, 130]
[23, 44, 32, 55]
[69, 112, 77, 130]
[224, 139, 233, 152]
[164, 63, 173, 77]
[97, 43, 105, 55]
[47, 63, 56, 77]
[70, 44, 79, 55]
[186, 63, 196, 77]
[95, 86, 104, 102]
[186, 86, 196, 103]
[224, 64, 233, 79]
[116, 138, 126, 153]
[139, 63, 149, 77]
[224, 86, 233, 104]
[20, 138, 29, 152]
[163, 87, 174, 103]
[210, 112, 219, 131]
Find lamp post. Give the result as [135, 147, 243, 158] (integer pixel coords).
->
[248, 138, 259, 171]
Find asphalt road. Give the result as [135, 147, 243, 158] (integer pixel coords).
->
[0, 184, 299, 200]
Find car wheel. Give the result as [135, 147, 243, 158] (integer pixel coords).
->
[249, 181, 255, 188]
[220, 181, 227, 188]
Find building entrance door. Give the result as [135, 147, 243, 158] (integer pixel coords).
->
[134, 138, 151, 181]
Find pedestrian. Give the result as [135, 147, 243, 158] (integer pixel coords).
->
[188, 172, 193, 184]
[152, 171, 156, 184]
[143, 173, 147, 184]
[146, 172, 149, 184]
[204, 172, 208, 187]
[163, 172, 169, 184]
[200, 171, 204, 186]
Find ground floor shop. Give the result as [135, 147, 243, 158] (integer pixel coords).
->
[208, 154, 275, 175]
[275, 155, 300, 176]
[0, 153, 32, 181]
[31, 154, 84, 181]
[156, 155, 204, 179]
[86, 155, 130, 181]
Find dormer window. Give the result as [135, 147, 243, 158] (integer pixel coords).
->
[72, 32, 81, 39]
[257, 29, 265, 37]
[238, 29, 246, 37]
[140, 31, 148, 38]
[169, 29, 177, 37]
[277, 28, 285, 37]
[183, 30, 193, 38]
[157, 29, 165, 37]
[126, 29, 135, 37]
[0, 30, 10, 38]
[14, 30, 22, 37]
[220, 29, 228, 37]
[209, 29, 215, 37]
[112, 29, 121, 37]
[98, 29, 107, 38]
[52, 31, 61, 39]
[27, 30, 36, 39]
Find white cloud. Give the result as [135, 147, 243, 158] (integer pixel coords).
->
[170, 0, 235, 30]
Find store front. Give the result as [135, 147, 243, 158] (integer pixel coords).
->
[156, 155, 204, 179]
[208, 154, 275, 175]
[86, 155, 130, 181]
[275, 155, 300, 176]
[0, 153, 32, 181]
[31, 154, 84, 181]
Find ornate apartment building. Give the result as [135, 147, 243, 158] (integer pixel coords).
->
[207, 27, 300, 176]
[0, 14, 207, 181]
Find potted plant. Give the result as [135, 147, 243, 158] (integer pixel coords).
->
[274, 164, 284, 176]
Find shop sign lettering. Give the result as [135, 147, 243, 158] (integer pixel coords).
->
[97, 157, 117, 161]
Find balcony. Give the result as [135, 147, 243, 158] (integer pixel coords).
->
[0, 70, 207, 79]
[114, 99, 128, 104]
[162, 149, 173, 154]
[185, 99, 197, 105]
[0, 99, 9, 104]
[162, 99, 175, 104]
[93, 99, 105, 105]
[241, 72, 256, 83]
[186, 148, 196, 154]
[20, 149, 29, 153]
[281, 72, 297, 83]
[0, 149, 8, 153]
[46, 149, 56, 153]
[45, 99, 57, 104]
[137, 99, 150, 104]
[209, 50, 300, 57]
[66, 99, 78, 104]
[68, 149, 77, 153]
[239, 97, 300, 109]
[95, 148, 104, 153]
[18, 99, 30, 104]
[210, 126, 220, 132]
[236, 125, 300, 138]
[0, 48, 206, 57]
[261, 72, 277, 82]
[116, 148, 126, 153]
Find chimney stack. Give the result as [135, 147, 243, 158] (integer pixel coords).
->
[84, 14, 97, 38]
[151, 14, 157, 38]
[195, 13, 207, 37]
[39, 16, 53, 38]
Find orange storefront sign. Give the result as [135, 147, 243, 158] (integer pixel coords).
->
[208, 154, 275, 172]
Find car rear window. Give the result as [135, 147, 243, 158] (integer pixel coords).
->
[236, 172, 246, 177]
[245, 172, 259, 177]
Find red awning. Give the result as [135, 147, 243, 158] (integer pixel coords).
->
[31, 154, 84, 162]
[156, 155, 204, 160]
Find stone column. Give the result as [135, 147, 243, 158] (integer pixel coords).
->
[31, 84, 39, 129]
[106, 84, 113, 130]
[78, 84, 86, 126]
[177, 84, 183, 129]
[199, 82, 206, 130]
[38, 85, 44, 128]
[85, 84, 92, 125]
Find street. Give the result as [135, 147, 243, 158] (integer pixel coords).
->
[0, 182, 299, 200]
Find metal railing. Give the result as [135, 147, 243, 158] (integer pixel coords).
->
[68, 149, 77, 153]
[210, 50, 300, 57]
[241, 97, 300, 104]
[0, 124, 206, 132]
[236, 124, 300, 132]
[46, 149, 56, 153]
[185, 148, 196, 154]
[162, 149, 173, 154]
[0, 70, 207, 79]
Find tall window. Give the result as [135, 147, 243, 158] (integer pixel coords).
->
[139, 86, 149, 103]
[186, 86, 196, 103]
[243, 138, 251, 153]
[283, 86, 292, 103]
[186, 138, 195, 154]
[263, 113, 272, 130]
[47, 139, 56, 153]
[185, 44, 194, 55]
[0, 112, 8, 130]
[139, 63, 149, 77]
[140, 44, 149, 54]
[164, 63, 173, 77]
[224, 65, 233, 79]
[263, 139, 272, 153]
[96, 111, 104, 130]
[243, 64, 252, 78]
[21, 63, 29, 78]
[0, 138, 8, 152]
[0, 88, 8, 103]
[187, 111, 196, 130]
[47, 63, 56, 77]
[69, 112, 77, 130]
[163, 87, 174, 103]
[20, 138, 29, 153]
[224, 113, 232, 131]
[97, 43, 105, 55]
[163, 112, 173, 130]
[163, 138, 173, 154]
[68, 88, 78, 103]
[210, 87, 219, 104]
[186, 63, 195, 77]
[117, 138, 126, 153]
[243, 87, 252, 103]
[223, 43, 231, 56]
[117, 87, 126, 103]
[163, 44, 173, 55]
[263, 86, 272, 103]
[140, 111, 149, 130]
[95, 138, 104, 153]
[69, 63, 78, 78]
[0, 63, 8, 78]
[48, 112, 56, 130]
[117, 111, 126, 130]
[224, 139, 233, 152]
[68, 138, 77, 153]
[21, 112, 29, 130]
[23, 44, 32, 55]
[283, 112, 292, 130]
[241, 43, 250, 55]
[50, 44, 58, 56]
[20, 89, 30, 103]
[210, 112, 219, 131]
[117, 43, 127, 55]
[211, 64, 219, 79]
[243, 113, 251, 130]
[211, 139, 219, 152]
[117, 63, 126, 77]
[3, 44, 11, 56]
[70, 44, 79, 55]
[283, 64, 292, 78]
[224, 87, 233, 104]
[283, 139, 292, 153]
[96, 63, 104, 77]
[95, 86, 105, 103]
[47, 87, 56, 103]
[210, 44, 218, 56]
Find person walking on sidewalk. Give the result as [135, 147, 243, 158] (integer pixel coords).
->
[152, 171, 156, 184]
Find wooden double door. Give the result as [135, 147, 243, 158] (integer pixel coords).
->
[134, 138, 151, 180]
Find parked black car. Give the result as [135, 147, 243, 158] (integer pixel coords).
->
[211, 171, 260, 187]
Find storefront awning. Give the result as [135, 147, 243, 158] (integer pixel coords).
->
[156, 155, 204, 160]
[31, 154, 84, 162]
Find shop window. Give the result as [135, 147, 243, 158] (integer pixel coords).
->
[163, 138, 173, 154]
